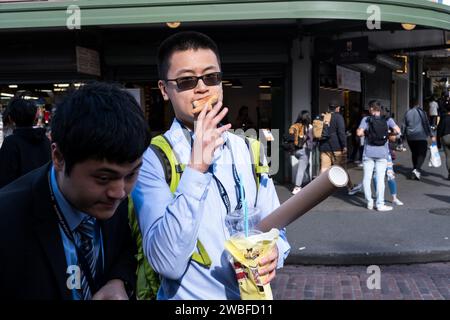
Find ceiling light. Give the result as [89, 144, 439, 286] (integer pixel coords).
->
[231, 79, 243, 89]
[8, 85, 18, 89]
[166, 22, 181, 29]
[259, 79, 272, 89]
[401, 23, 416, 31]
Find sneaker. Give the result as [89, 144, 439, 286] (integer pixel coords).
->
[411, 169, 421, 180]
[348, 183, 362, 196]
[292, 186, 302, 195]
[392, 198, 404, 206]
[367, 202, 374, 210]
[377, 205, 393, 212]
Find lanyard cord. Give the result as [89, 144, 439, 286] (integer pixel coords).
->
[47, 172, 101, 295]
[177, 118, 244, 214]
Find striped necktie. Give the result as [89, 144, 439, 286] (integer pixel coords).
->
[76, 216, 100, 300]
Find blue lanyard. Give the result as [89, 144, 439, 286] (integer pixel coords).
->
[177, 119, 244, 214]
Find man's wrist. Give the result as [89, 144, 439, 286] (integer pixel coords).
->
[188, 163, 209, 173]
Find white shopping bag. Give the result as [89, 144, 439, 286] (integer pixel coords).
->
[429, 144, 441, 168]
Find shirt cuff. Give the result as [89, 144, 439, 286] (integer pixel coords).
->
[275, 233, 291, 269]
[176, 166, 212, 201]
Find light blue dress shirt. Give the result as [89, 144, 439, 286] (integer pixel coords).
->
[50, 166, 104, 300]
[132, 119, 291, 300]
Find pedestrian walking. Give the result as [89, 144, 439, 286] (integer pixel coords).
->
[317, 103, 361, 195]
[357, 101, 401, 211]
[289, 110, 313, 195]
[402, 99, 436, 180]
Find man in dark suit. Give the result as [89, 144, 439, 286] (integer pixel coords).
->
[0, 82, 151, 300]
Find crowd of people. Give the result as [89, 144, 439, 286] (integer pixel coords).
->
[288, 94, 450, 212]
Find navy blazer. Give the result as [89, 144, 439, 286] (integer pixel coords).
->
[0, 163, 136, 300]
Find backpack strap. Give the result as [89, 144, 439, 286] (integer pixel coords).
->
[244, 137, 270, 204]
[150, 134, 210, 268]
[151, 135, 185, 193]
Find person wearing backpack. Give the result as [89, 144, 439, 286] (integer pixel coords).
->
[289, 110, 313, 195]
[131, 31, 291, 300]
[402, 99, 436, 180]
[357, 101, 401, 211]
[316, 103, 361, 195]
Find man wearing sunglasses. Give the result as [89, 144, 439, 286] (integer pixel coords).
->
[132, 31, 290, 300]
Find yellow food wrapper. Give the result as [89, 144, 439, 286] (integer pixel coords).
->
[224, 228, 279, 300]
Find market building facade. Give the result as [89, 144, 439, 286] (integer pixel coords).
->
[1, 0, 449, 182]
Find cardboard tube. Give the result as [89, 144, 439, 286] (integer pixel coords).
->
[256, 165, 348, 232]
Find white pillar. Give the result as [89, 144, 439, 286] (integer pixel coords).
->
[291, 37, 312, 123]
[290, 36, 312, 183]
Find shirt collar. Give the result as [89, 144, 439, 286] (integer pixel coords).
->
[50, 165, 89, 232]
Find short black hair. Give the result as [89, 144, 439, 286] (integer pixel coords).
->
[51, 82, 151, 175]
[368, 100, 381, 112]
[7, 97, 37, 127]
[157, 31, 221, 79]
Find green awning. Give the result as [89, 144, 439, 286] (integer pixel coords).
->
[0, 0, 449, 30]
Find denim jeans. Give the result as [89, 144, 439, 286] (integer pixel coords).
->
[363, 157, 388, 207]
[294, 148, 310, 187]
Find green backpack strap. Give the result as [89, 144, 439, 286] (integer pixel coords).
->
[151, 135, 184, 193]
[244, 137, 270, 202]
[128, 197, 160, 300]
[128, 134, 212, 299]
[150, 135, 210, 268]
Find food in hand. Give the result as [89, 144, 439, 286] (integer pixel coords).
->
[192, 94, 219, 114]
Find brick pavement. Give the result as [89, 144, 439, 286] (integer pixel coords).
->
[272, 263, 450, 300]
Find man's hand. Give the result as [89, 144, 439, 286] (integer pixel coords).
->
[189, 100, 232, 173]
[258, 246, 279, 285]
[92, 279, 129, 300]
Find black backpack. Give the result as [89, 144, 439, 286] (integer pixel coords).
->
[366, 116, 389, 146]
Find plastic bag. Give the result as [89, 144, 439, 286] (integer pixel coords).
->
[224, 229, 279, 300]
[429, 143, 441, 168]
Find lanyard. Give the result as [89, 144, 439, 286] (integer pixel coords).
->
[210, 142, 245, 214]
[177, 119, 245, 214]
[47, 171, 102, 296]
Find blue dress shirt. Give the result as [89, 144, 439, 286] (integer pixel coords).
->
[132, 119, 291, 300]
[50, 166, 104, 300]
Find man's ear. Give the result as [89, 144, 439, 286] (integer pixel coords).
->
[158, 80, 170, 101]
[51, 143, 65, 172]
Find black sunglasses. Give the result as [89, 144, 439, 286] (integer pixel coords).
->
[165, 72, 222, 91]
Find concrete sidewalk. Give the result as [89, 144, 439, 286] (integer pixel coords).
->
[275, 149, 450, 265]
